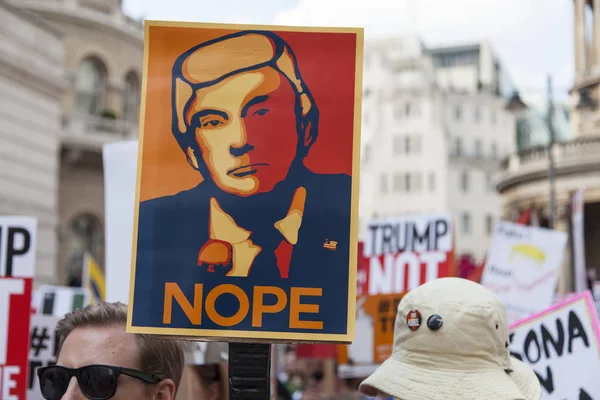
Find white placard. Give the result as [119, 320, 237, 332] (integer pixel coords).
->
[27, 315, 60, 400]
[0, 216, 37, 278]
[509, 292, 600, 399]
[481, 221, 568, 325]
[33, 285, 91, 317]
[102, 140, 138, 304]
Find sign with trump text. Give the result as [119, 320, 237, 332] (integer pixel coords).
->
[337, 215, 454, 377]
[127, 21, 364, 342]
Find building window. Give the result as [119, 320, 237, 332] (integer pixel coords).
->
[474, 139, 482, 158]
[485, 171, 494, 191]
[381, 174, 388, 194]
[65, 213, 103, 287]
[454, 105, 462, 121]
[404, 136, 411, 154]
[413, 136, 422, 153]
[461, 212, 471, 234]
[455, 137, 463, 156]
[404, 173, 411, 192]
[394, 136, 403, 154]
[395, 106, 403, 120]
[491, 142, 498, 159]
[405, 103, 412, 117]
[485, 215, 494, 235]
[393, 174, 403, 192]
[413, 172, 422, 191]
[474, 107, 481, 123]
[429, 172, 436, 191]
[460, 170, 469, 192]
[75, 57, 106, 115]
[123, 71, 140, 122]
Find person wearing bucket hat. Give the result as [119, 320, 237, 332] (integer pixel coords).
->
[359, 277, 541, 400]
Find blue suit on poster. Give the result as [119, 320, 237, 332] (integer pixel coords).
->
[131, 30, 353, 335]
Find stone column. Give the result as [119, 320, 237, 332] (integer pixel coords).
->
[593, 0, 600, 69]
[556, 204, 574, 294]
[575, 0, 587, 74]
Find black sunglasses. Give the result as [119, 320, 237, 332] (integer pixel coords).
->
[37, 364, 161, 400]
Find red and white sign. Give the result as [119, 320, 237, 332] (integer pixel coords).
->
[0, 277, 33, 399]
[337, 214, 455, 378]
[361, 214, 455, 295]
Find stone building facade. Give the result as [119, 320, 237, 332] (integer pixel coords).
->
[0, 1, 67, 283]
[496, 0, 600, 292]
[2, 0, 143, 285]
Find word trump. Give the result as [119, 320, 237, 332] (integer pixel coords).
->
[365, 215, 452, 257]
[163, 283, 324, 329]
[0, 217, 37, 278]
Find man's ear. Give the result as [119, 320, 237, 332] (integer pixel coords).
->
[154, 378, 176, 400]
[186, 147, 199, 169]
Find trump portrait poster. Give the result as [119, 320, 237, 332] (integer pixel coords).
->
[127, 21, 364, 343]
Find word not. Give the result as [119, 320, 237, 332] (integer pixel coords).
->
[164, 283, 323, 329]
[0, 226, 32, 277]
[510, 310, 589, 394]
[366, 218, 449, 256]
[368, 251, 447, 295]
[0, 365, 19, 400]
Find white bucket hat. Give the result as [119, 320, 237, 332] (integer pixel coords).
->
[359, 277, 541, 400]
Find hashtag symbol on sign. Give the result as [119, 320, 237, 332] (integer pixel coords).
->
[31, 327, 50, 357]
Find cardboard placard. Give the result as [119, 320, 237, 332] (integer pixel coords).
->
[27, 315, 60, 400]
[103, 140, 139, 304]
[481, 221, 568, 325]
[0, 277, 33, 399]
[127, 21, 364, 343]
[509, 292, 600, 399]
[338, 215, 454, 378]
[31, 285, 91, 317]
[0, 217, 37, 278]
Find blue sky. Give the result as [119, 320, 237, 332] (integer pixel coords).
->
[123, 0, 574, 101]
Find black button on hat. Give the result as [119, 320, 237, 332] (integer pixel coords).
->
[427, 314, 443, 330]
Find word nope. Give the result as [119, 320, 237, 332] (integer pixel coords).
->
[163, 283, 323, 329]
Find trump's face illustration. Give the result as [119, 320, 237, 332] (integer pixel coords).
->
[192, 67, 299, 196]
[172, 32, 319, 198]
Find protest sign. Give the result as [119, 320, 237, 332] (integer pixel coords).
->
[0, 277, 33, 399]
[362, 214, 454, 294]
[103, 140, 139, 304]
[509, 291, 600, 399]
[481, 221, 567, 325]
[32, 285, 90, 316]
[27, 315, 60, 400]
[338, 215, 454, 378]
[0, 216, 37, 278]
[127, 21, 364, 343]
